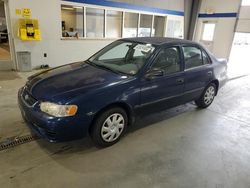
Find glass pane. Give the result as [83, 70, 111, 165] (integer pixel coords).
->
[202, 23, 215, 41]
[61, 5, 84, 37]
[124, 12, 138, 37]
[0, 1, 11, 60]
[183, 46, 203, 69]
[166, 20, 183, 38]
[202, 51, 210, 64]
[86, 7, 104, 38]
[89, 41, 155, 75]
[242, 0, 250, 6]
[98, 42, 130, 60]
[106, 10, 122, 38]
[152, 16, 165, 37]
[139, 14, 152, 37]
[152, 47, 180, 74]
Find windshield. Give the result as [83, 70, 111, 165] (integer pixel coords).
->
[88, 40, 155, 75]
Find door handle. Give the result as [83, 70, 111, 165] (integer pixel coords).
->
[207, 71, 212, 76]
[176, 78, 184, 84]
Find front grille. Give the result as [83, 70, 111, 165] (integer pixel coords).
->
[46, 130, 57, 137]
[22, 87, 37, 106]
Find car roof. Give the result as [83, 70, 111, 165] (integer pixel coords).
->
[121, 37, 199, 46]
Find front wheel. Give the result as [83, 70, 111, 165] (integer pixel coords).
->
[195, 83, 217, 108]
[90, 107, 128, 147]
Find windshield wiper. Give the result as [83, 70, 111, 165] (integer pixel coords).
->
[94, 64, 122, 74]
[86, 60, 128, 75]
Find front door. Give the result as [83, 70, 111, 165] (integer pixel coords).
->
[139, 46, 185, 113]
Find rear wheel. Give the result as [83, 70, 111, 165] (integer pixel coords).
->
[195, 83, 217, 108]
[90, 107, 128, 147]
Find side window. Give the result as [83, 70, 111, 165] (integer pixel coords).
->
[202, 51, 211, 65]
[152, 47, 181, 74]
[183, 46, 203, 69]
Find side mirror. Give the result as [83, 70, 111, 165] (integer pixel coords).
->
[145, 69, 164, 80]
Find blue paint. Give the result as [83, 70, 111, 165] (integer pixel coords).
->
[18, 38, 227, 143]
[198, 12, 237, 18]
[62, 0, 184, 16]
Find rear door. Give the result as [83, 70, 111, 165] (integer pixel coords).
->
[139, 46, 185, 113]
[181, 45, 213, 101]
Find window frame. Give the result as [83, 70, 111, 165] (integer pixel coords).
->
[181, 44, 212, 71]
[148, 45, 183, 76]
[201, 22, 216, 42]
[85, 7, 105, 38]
[60, 2, 168, 40]
[242, 0, 250, 6]
[201, 49, 212, 65]
[106, 9, 123, 38]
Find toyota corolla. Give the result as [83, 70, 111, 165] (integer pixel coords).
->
[18, 37, 227, 147]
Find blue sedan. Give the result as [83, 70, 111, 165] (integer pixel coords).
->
[18, 37, 227, 147]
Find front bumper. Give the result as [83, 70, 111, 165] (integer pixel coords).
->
[18, 87, 92, 142]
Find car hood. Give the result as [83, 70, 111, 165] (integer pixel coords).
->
[25, 62, 129, 101]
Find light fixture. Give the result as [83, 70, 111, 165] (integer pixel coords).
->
[62, 7, 74, 10]
[73, 6, 83, 9]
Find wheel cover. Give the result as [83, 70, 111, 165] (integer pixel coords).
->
[204, 86, 215, 105]
[101, 113, 125, 142]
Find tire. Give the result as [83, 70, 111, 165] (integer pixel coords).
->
[90, 107, 128, 148]
[195, 83, 217, 108]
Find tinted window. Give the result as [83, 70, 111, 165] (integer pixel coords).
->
[183, 46, 203, 69]
[202, 51, 211, 65]
[152, 47, 181, 74]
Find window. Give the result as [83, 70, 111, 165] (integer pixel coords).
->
[166, 20, 183, 38]
[124, 12, 139, 37]
[152, 16, 165, 37]
[202, 51, 211, 65]
[86, 7, 104, 38]
[183, 46, 203, 69]
[106, 10, 122, 38]
[60, 4, 169, 39]
[98, 42, 130, 60]
[152, 47, 181, 74]
[202, 23, 215, 41]
[242, 0, 250, 6]
[61, 5, 84, 37]
[89, 41, 155, 75]
[139, 14, 152, 37]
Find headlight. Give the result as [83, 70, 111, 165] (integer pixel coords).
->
[40, 102, 78, 117]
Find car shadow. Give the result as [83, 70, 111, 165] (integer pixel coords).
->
[35, 102, 199, 156]
[128, 103, 197, 133]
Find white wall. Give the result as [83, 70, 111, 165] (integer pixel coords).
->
[199, 0, 240, 13]
[7, 0, 184, 69]
[194, 0, 241, 59]
[236, 6, 250, 33]
[8, 0, 112, 69]
[194, 18, 237, 59]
